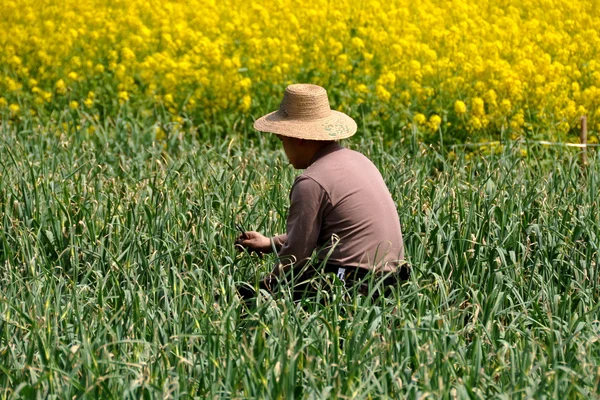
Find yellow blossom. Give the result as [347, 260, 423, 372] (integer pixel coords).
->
[0, 0, 596, 142]
[155, 126, 166, 141]
[520, 148, 528, 157]
[428, 114, 442, 131]
[351, 37, 365, 50]
[118, 91, 129, 103]
[483, 90, 497, 107]
[121, 47, 136, 61]
[9, 104, 20, 114]
[472, 97, 485, 116]
[454, 100, 467, 115]
[414, 113, 427, 125]
[500, 99, 512, 114]
[510, 112, 525, 130]
[55, 79, 67, 95]
[6, 78, 22, 92]
[470, 117, 483, 130]
[376, 85, 391, 102]
[239, 78, 252, 89]
[356, 84, 368, 94]
[240, 95, 252, 112]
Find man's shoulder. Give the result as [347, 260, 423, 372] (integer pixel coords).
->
[305, 147, 375, 178]
[290, 174, 329, 203]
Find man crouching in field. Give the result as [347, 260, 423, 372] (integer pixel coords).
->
[236, 83, 409, 301]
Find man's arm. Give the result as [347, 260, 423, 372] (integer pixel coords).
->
[236, 231, 273, 253]
[271, 234, 287, 251]
[235, 232, 286, 254]
[272, 176, 328, 277]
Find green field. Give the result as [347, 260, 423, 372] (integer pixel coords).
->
[1, 117, 599, 398]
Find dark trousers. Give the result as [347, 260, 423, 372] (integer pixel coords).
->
[237, 263, 410, 302]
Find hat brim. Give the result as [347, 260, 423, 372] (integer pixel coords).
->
[253, 109, 357, 140]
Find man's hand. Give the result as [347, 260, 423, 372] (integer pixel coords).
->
[236, 231, 273, 254]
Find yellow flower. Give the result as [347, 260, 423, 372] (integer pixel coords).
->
[500, 99, 512, 114]
[414, 113, 427, 125]
[400, 91, 411, 103]
[519, 148, 528, 157]
[121, 47, 136, 61]
[557, 121, 570, 133]
[239, 78, 252, 89]
[484, 90, 497, 107]
[336, 53, 350, 70]
[378, 72, 396, 87]
[472, 97, 485, 116]
[69, 100, 79, 109]
[376, 85, 391, 102]
[55, 79, 67, 95]
[351, 36, 365, 50]
[510, 112, 525, 130]
[428, 114, 442, 131]
[470, 117, 483, 130]
[6, 78, 22, 92]
[454, 100, 467, 115]
[42, 91, 52, 102]
[155, 126, 166, 141]
[0, 97, 6, 107]
[9, 104, 20, 114]
[356, 84, 368, 94]
[118, 91, 129, 103]
[0, 0, 596, 141]
[240, 95, 252, 112]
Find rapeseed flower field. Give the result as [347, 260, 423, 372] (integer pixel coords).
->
[1, 0, 599, 143]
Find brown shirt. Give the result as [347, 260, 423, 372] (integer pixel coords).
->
[271, 142, 404, 272]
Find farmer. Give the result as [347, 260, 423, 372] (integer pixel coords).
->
[236, 83, 408, 300]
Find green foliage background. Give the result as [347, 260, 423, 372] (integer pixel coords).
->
[1, 115, 599, 397]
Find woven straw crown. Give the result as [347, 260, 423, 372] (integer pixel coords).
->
[253, 84, 357, 140]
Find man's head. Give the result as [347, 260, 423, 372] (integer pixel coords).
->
[253, 83, 357, 147]
[276, 135, 329, 169]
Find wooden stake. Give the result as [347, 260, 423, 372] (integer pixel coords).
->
[580, 115, 588, 166]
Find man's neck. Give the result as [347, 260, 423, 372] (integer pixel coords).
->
[307, 141, 341, 167]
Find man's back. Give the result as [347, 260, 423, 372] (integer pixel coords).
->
[277, 142, 404, 272]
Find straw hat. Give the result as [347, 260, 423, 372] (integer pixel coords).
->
[253, 84, 357, 140]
